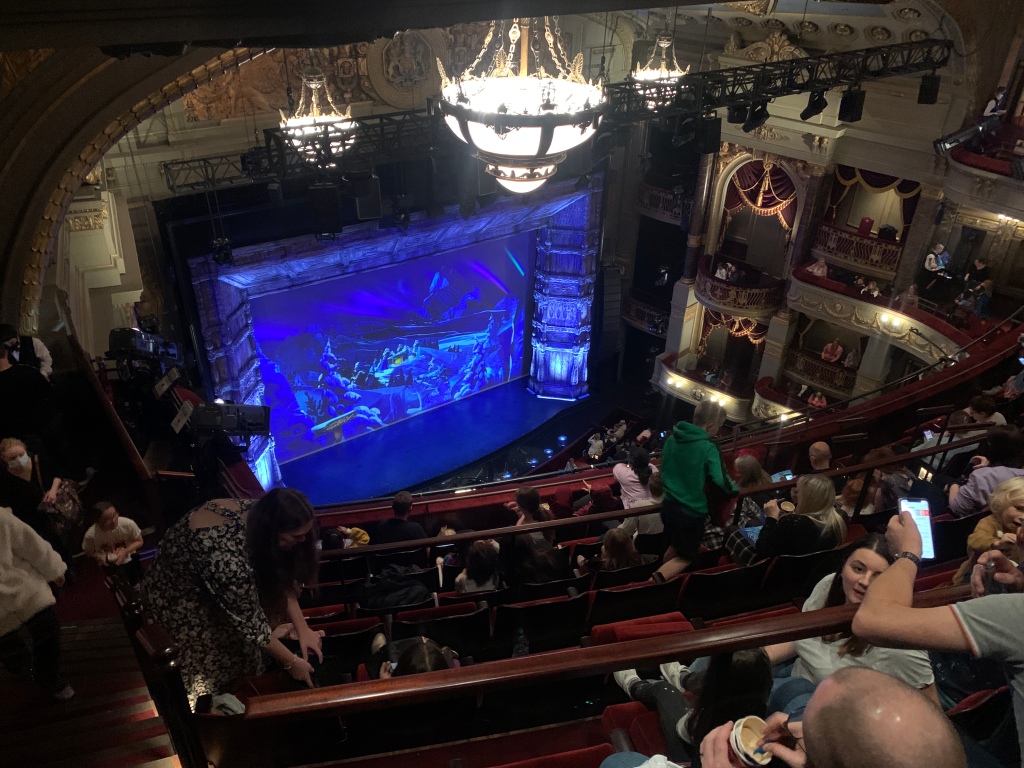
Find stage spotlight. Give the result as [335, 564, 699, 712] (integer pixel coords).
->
[459, 199, 476, 220]
[918, 73, 940, 105]
[800, 91, 829, 121]
[210, 237, 233, 265]
[558, 435, 567, 444]
[574, 172, 593, 191]
[742, 102, 770, 133]
[726, 104, 746, 124]
[839, 88, 866, 123]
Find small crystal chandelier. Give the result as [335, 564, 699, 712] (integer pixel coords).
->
[437, 17, 606, 194]
[632, 32, 689, 83]
[279, 53, 356, 169]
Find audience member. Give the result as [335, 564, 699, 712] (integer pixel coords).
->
[952, 477, 1024, 584]
[0, 436, 81, 564]
[613, 447, 658, 509]
[807, 441, 843, 494]
[610, 650, 772, 764]
[923, 243, 950, 273]
[836, 478, 874, 520]
[0, 506, 74, 700]
[507, 485, 554, 543]
[82, 501, 144, 583]
[964, 257, 990, 287]
[853, 511, 1024, 763]
[618, 473, 666, 556]
[733, 453, 774, 527]
[965, 395, 1006, 427]
[656, 400, 737, 580]
[820, 339, 843, 363]
[864, 447, 915, 512]
[807, 391, 827, 409]
[375, 490, 427, 544]
[455, 540, 502, 594]
[843, 345, 861, 370]
[0, 326, 53, 379]
[765, 535, 934, 719]
[983, 86, 1008, 117]
[806, 257, 829, 278]
[714, 263, 728, 280]
[506, 535, 565, 585]
[916, 409, 982, 473]
[143, 489, 322, 707]
[894, 284, 919, 310]
[735, 475, 846, 563]
[947, 425, 1024, 517]
[577, 528, 645, 573]
[587, 432, 605, 460]
[699, 668, 966, 768]
[861, 280, 881, 298]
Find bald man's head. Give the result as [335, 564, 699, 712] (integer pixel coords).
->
[802, 668, 965, 768]
[808, 442, 832, 469]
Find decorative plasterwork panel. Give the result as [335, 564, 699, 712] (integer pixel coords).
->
[724, 30, 808, 62]
[65, 204, 109, 232]
[751, 390, 794, 421]
[725, 1, 775, 16]
[655, 354, 752, 423]
[787, 276, 963, 363]
[944, 159, 1024, 224]
[0, 49, 53, 104]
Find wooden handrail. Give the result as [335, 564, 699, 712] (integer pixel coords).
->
[246, 585, 971, 721]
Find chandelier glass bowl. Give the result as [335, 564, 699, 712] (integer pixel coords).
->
[437, 18, 606, 193]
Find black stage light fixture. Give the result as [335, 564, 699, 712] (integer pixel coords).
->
[839, 89, 866, 123]
[727, 104, 747, 124]
[918, 73, 941, 105]
[672, 116, 697, 147]
[800, 90, 829, 121]
[696, 116, 722, 154]
[210, 237, 233, 266]
[743, 102, 770, 133]
[933, 116, 1000, 155]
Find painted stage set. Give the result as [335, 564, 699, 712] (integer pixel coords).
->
[189, 181, 601, 502]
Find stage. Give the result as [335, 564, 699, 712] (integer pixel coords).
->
[279, 380, 576, 505]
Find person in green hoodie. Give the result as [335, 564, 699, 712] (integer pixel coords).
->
[656, 400, 738, 581]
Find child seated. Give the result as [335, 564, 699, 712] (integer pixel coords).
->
[82, 502, 143, 582]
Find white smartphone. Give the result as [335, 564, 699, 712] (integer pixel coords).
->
[898, 498, 935, 560]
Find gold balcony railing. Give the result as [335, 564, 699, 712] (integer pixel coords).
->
[622, 297, 669, 338]
[694, 256, 785, 319]
[811, 223, 903, 278]
[784, 347, 857, 397]
[636, 182, 693, 225]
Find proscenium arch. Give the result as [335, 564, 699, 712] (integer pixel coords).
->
[0, 46, 263, 334]
[704, 151, 807, 277]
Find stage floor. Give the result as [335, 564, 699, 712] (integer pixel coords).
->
[279, 380, 576, 505]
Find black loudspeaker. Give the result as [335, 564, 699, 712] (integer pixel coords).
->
[308, 183, 343, 235]
[918, 74, 940, 105]
[838, 90, 866, 123]
[696, 116, 722, 154]
[355, 174, 382, 220]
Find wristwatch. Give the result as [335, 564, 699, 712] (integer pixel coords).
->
[894, 551, 922, 569]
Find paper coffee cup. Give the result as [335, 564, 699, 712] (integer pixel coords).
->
[779, 501, 795, 513]
[729, 716, 772, 766]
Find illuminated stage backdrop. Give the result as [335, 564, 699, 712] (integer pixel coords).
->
[189, 180, 600, 487]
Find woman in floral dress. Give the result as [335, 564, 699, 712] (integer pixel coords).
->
[143, 488, 321, 707]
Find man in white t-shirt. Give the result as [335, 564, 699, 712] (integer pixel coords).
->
[82, 502, 143, 575]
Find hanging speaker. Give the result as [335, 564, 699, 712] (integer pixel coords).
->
[918, 74, 940, 105]
[696, 117, 722, 154]
[308, 183, 343, 236]
[355, 174, 382, 220]
[838, 90, 866, 123]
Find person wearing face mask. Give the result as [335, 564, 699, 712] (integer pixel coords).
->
[0, 437, 76, 563]
[143, 488, 323, 708]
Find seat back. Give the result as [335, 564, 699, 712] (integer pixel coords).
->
[932, 513, 986, 563]
[355, 596, 435, 619]
[317, 617, 385, 680]
[492, 592, 590, 655]
[592, 558, 661, 590]
[317, 556, 368, 584]
[677, 559, 772, 621]
[757, 548, 846, 608]
[587, 578, 683, 629]
[517, 572, 593, 601]
[571, 541, 604, 563]
[438, 586, 513, 607]
[302, 603, 349, 625]
[369, 548, 430, 573]
[392, 603, 491, 658]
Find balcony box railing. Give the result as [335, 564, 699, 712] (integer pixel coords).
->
[811, 222, 903, 279]
[654, 353, 752, 423]
[784, 348, 857, 398]
[694, 256, 785, 319]
[622, 297, 669, 338]
[637, 182, 693, 226]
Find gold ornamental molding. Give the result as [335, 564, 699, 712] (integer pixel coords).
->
[724, 31, 808, 63]
[65, 205, 109, 232]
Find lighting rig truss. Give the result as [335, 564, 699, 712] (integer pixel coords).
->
[205, 38, 952, 192]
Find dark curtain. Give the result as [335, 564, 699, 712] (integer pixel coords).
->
[828, 165, 922, 241]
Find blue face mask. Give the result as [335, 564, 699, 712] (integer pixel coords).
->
[7, 453, 30, 470]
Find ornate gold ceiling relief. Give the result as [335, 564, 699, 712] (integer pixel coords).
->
[0, 49, 53, 103]
[724, 30, 808, 63]
[725, 1, 776, 16]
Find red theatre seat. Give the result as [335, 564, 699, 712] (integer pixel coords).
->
[602, 702, 668, 759]
[488, 743, 615, 768]
[590, 611, 693, 645]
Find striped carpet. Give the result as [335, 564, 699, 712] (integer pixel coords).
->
[0, 617, 179, 768]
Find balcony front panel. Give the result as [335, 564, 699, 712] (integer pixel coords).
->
[654, 353, 752, 423]
[783, 348, 856, 399]
[945, 152, 1024, 223]
[751, 378, 799, 422]
[693, 258, 785, 320]
[810, 223, 902, 280]
[788, 270, 970, 364]
[622, 296, 669, 338]
[637, 182, 693, 226]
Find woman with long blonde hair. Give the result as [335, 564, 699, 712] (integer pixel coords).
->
[754, 474, 847, 560]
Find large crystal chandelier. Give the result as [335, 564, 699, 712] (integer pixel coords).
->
[279, 54, 356, 169]
[632, 33, 689, 83]
[437, 17, 606, 194]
